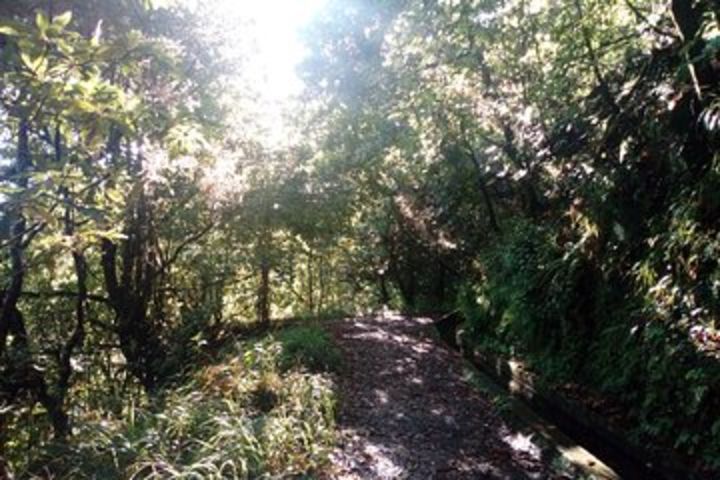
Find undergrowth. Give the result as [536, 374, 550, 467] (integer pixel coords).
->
[15, 331, 338, 479]
[278, 325, 343, 373]
[459, 219, 720, 471]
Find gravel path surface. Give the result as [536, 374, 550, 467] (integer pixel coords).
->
[324, 313, 558, 480]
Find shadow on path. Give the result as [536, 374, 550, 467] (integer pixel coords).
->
[325, 313, 557, 479]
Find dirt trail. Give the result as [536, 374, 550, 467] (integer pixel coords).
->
[325, 313, 559, 480]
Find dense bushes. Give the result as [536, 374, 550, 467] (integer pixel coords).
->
[458, 215, 720, 470]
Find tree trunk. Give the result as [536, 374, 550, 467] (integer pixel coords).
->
[307, 251, 315, 314]
[257, 257, 271, 326]
[38, 124, 83, 425]
[468, 148, 501, 233]
[573, 0, 619, 113]
[4, 304, 69, 438]
[0, 120, 30, 357]
[0, 121, 68, 438]
[501, 124, 541, 217]
[100, 188, 167, 394]
[318, 257, 326, 312]
[379, 273, 390, 305]
[671, 0, 713, 100]
[101, 235, 165, 393]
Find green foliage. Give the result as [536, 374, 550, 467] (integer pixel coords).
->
[458, 215, 720, 465]
[3, 0, 720, 476]
[456, 283, 505, 353]
[456, 213, 720, 465]
[303, 0, 720, 471]
[13, 336, 337, 479]
[470, 221, 583, 363]
[278, 326, 343, 373]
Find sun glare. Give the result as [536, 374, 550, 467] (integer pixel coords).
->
[209, 0, 328, 146]
[239, 0, 326, 100]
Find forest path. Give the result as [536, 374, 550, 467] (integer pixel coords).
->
[324, 313, 558, 480]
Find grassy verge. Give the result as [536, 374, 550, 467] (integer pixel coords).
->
[21, 327, 340, 479]
[278, 325, 343, 373]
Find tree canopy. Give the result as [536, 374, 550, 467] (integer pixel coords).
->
[1, 0, 720, 477]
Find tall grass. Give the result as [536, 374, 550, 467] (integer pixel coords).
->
[19, 334, 338, 479]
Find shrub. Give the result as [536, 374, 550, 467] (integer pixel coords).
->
[19, 336, 337, 479]
[278, 326, 343, 373]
